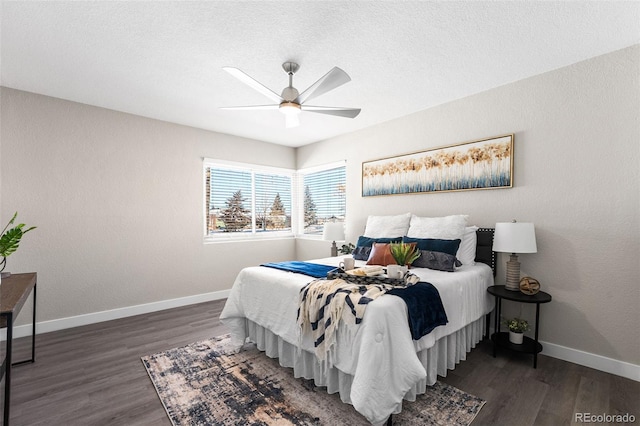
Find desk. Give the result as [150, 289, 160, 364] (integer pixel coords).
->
[1, 272, 37, 426]
[487, 285, 551, 368]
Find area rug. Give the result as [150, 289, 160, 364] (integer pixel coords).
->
[142, 334, 485, 425]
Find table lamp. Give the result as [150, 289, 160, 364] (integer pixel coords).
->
[492, 221, 537, 291]
[323, 222, 345, 257]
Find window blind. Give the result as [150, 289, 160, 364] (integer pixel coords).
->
[298, 164, 346, 235]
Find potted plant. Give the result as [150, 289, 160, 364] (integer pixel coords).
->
[389, 242, 420, 275]
[339, 242, 355, 255]
[0, 212, 36, 278]
[502, 317, 530, 344]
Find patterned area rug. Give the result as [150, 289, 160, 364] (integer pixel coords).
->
[142, 335, 485, 425]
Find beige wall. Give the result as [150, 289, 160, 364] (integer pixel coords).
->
[297, 45, 640, 365]
[0, 88, 296, 323]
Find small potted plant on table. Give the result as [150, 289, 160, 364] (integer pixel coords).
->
[0, 212, 36, 278]
[503, 317, 530, 344]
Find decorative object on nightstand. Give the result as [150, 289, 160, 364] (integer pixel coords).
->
[492, 220, 537, 291]
[339, 242, 355, 255]
[0, 212, 37, 279]
[503, 317, 530, 344]
[323, 222, 345, 257]
[519, 276, 540, 295]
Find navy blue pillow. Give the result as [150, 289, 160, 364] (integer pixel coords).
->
[355, 236, 403, 247]
[352, 236, 403, 260]
[401, 237, 461, 257]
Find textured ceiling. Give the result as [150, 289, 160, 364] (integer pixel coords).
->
[2, 1, 639, 147]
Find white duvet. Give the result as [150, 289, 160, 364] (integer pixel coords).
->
[220, 257, 494, 425]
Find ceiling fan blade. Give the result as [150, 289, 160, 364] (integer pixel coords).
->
[219, 105, 279, 110]
[285, 113, 300, 128]
[223, 67, 283, 103]
[301, 105, 361, 118]
[296, 67, 351, 104]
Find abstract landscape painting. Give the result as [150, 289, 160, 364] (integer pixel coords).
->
[362, 134, 513, 196]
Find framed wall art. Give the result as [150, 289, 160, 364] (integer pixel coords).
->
[362, 134, 513, 197]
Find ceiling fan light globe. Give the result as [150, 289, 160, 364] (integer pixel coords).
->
[279, 101, 301, 116]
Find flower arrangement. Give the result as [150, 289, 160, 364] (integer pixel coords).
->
[502, 317, 530, 333]
[389, 242, 420, 266]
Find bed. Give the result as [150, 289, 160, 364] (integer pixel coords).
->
[220, 216, 496, 425]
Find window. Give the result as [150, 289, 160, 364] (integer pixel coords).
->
[297, 162, 346, 236]
[204, 159, 293, 239]
[204, 159, 345, 240]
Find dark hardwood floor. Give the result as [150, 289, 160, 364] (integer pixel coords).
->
[6, 300, 638, 425]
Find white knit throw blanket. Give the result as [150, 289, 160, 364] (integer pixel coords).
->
[297, 279, 394, 361]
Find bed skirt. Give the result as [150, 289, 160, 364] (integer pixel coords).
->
[245, 315, 486, 417]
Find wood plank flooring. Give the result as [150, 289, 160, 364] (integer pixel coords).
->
[5, 300, 638, 425]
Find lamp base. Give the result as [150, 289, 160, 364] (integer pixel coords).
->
[505, 253, 521, 291]
[330, 241, 338, 257]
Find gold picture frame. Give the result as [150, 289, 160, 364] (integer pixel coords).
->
[362, 134, 513, 197]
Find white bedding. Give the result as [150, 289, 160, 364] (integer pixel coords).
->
[220, 257, 494, 425]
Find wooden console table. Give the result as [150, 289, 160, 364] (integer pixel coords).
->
[1, 272, 37, 426]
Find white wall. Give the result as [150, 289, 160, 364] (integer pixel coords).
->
[0, 88, 296, 324]
[297, 45, 640, 366]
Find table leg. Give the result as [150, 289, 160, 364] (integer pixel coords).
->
[4, 312, 13, 426]
[485, 313, 490, 340]
[534, 303, 540, 368]
[11, 285, 36, 367]
[492, 296, 500, 357]
[31, 283, 36, 362]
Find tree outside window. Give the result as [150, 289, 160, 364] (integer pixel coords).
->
[219, 190, 251, 232]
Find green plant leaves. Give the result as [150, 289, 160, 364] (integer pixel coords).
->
[0, 212, 36, 258]
[501, 317, 530, 333]
[389, 242, 420, 266]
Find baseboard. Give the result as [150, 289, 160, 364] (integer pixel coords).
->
[540, 340, 639, 382]
[1, 289, 231, 341]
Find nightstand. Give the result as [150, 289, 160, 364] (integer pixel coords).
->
[487, 285, 551, 368]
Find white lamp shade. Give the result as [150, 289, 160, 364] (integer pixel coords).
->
[493, 222, 537, 253]
[322, 222, 345, 242]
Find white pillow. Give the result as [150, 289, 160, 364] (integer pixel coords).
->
[363, 213, 411, 238]
[406, 214, 469, 240]
[457, 226, 479, 265]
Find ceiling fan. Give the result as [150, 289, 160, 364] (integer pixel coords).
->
[221, 62, 361, 128]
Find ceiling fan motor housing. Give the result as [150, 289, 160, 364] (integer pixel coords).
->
[281, 86, 299, 102]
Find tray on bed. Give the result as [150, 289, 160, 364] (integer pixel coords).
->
[327, 268, 408, 286]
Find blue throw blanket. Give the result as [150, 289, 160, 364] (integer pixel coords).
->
[386, 282, 448, 340]
[261, 261, 335, 279]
